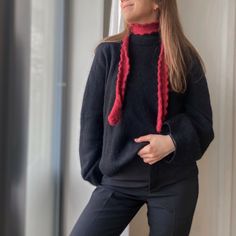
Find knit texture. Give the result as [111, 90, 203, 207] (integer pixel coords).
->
[79, 28, 215, 189]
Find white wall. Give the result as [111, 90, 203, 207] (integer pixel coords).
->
[178, 0, 235, 235]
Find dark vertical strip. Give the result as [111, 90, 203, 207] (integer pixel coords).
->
[0, 0, 11, 234]
[3, 0, 31, 235]
[52, 0, 66, 235]
[103, 0, 112, 37]
[58, 0, 70, 235]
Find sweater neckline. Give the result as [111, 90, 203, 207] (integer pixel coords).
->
[129, 32, 161, 45]
[128, 21, 161, 46]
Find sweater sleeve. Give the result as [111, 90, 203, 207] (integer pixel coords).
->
[79, 42, 107, 186]
[162, 56, 215, 164]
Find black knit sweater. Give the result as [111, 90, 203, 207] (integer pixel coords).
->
[79, 31, 215, 192]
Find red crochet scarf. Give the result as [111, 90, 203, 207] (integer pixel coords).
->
[107, 21, 169, 134]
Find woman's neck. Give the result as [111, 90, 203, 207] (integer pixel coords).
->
[128, 21, 160, 35]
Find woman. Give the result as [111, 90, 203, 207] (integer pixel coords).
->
[70, 0, 215, 235]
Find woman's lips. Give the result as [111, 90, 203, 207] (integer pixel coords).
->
[123, 4, 134, 9]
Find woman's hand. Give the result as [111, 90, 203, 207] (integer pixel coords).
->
[134, 134, 176, 165]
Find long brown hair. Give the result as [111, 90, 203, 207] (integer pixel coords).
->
[96, 0, 206, 94]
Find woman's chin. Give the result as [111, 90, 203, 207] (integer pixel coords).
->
[123, 15, 139, 24]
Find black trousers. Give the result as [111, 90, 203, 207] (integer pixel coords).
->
[69, 175, 199, 236]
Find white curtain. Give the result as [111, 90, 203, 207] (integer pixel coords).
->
[108, 0, 124, 36]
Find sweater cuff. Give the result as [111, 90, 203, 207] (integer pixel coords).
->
[81, 158, 103, 187]
[160, 113, 202, 165]
[162, 122, 177, 163]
